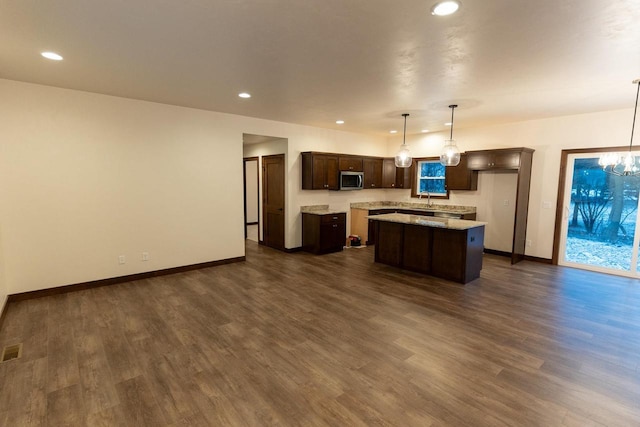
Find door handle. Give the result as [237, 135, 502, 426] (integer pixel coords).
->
[358, 175, 363, 188]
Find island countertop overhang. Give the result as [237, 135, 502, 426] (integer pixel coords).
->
[367, 213, 487, 231]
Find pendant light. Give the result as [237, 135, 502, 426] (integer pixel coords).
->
[395, 113, 412, 168]
[440, 104, 461, 166]
[599, 79, 640, 176]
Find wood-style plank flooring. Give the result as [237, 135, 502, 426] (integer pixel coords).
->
[1, 242, 640, 426]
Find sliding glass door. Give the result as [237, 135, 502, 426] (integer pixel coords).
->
[558, 152, 640, 276]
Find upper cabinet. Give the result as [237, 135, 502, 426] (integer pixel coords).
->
[382, 158, 411, 189]
[363, 157, 383, 189]
[466, 148, 533, 170]
[301, 152, 339, 190]
[338, 156, 363, 172]
[445, 154, 478, 191]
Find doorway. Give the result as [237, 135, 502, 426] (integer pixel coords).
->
[243, 157, 259, 242]
[262, 154, 286, 250]
[556, 150, 640, 277]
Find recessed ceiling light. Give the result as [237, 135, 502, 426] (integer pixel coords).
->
[238, 92, 251, 98]
[336, 120, 345, 124]
[431, 1, 460, 16]
[422, 129, 430, 133]
[41, 51, 63, 61]
[390, 130, 398, 134]
[445, 122, 452, 126]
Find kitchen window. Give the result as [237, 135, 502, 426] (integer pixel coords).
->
[411, 157, 448, 198]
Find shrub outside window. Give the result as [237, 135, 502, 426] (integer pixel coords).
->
[417, 160, 446, 196]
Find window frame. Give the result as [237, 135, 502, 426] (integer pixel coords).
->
[410, 156, 450, 199]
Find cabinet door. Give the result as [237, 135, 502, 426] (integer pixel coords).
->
[325, 156, 339, 190]
[493, 151, 521, 169]
[382, 158, 397, 188]
[431, 228, 466, 283]
[363, 158, 383, 189]
[402, 224, 432, 272]
[375, 221, 403, 266]
[466, 152, 494, 170]
[311, 155, 328, 189]
[395, 165, 411, 188]
[339, 157, 363, 172]
[445, 154, 478, 190]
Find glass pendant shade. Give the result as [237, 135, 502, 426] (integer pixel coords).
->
[395, 113, 412, 168]
[440, 139, 461, 166]
[395, 145, 412, 167]
[440, 105, 461, 166]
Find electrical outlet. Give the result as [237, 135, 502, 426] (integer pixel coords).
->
[526, 240, 532, 248]
[118, 255, 126, 264]
[503, 200, 509, 206]
[142, 252, 149, 261]
[542, 201, 552, 209]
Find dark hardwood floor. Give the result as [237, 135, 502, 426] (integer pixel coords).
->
[1, 242, 639, 426]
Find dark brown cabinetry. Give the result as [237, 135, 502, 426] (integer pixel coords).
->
[363, 158, 383, 189]
[445, 154, 478, 191]
[373, 220, 485, 284]
[302, 152, 408, 190]
[338, 156, 363, 172]
[382, 158, 411, 189]
[465, 147, 534, 264]
[466, 149, 522, 170]
[301, 152, 339, 190]
[302, 212, 346, 254]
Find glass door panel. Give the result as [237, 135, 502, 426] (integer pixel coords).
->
[559, 153, 640, 277]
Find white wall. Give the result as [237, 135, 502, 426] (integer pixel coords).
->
[386, 108, 634, 259]
[0, 79, 246, 294]
[244, 160, 259, 223]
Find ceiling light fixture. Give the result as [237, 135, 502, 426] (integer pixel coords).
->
[431, 1, 460, 16]
[336, 120, 345, 124]
[599, 79, 640, 176]
[440, 105, 461, 166]
[395, 113, 412, 168]
[422, 129, 430, 133]
[41, 51, 63, 61]
[238, 92, 251, 98]
[390, 130, 398, 134]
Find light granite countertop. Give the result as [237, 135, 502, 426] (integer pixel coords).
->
[367, 213, 486, 230]
[351, 201, 476, 215]
[300, 205, 347, 215]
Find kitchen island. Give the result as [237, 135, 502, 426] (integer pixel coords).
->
[369, 213, 487, 284]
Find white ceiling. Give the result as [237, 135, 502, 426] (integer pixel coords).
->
[1, 0, 639, 136]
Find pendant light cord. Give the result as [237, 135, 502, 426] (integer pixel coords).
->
[629, 81, 640, 151]
[402, 113, 409, 146]
[448, 104, 457, 140]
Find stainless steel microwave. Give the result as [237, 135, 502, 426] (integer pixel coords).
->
[339, 171, 364, 190]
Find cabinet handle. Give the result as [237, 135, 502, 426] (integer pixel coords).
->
[349, 166, 353, 170]
[391, 184, 395, 187]
[332, 216, 338, 220]
[371, 184, 375, 187]
[333, 224, 338, 228]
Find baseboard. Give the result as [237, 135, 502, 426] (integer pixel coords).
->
[483, 249, 552, 264]
[524, 255, 552, 264]
[483, 248, 511, 258]
[285, 247, 302, 253]
[7, 256, 246, 303]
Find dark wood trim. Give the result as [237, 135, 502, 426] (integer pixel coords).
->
[7, 256, 245, 303]
[243, 156, 260, 241]
[246, 221, 258, 226]
[550, 146, 640, 265]
[483, 248, 511, 258]
[524, 255, 553, 264]
[285, 246, 302, 253]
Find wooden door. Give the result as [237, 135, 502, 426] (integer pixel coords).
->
[263, 154, 285, 250]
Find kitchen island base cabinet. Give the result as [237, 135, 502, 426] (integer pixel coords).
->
[374, 220, 484, 284]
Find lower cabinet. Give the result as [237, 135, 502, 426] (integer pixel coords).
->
[302, 213, 346, 254]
